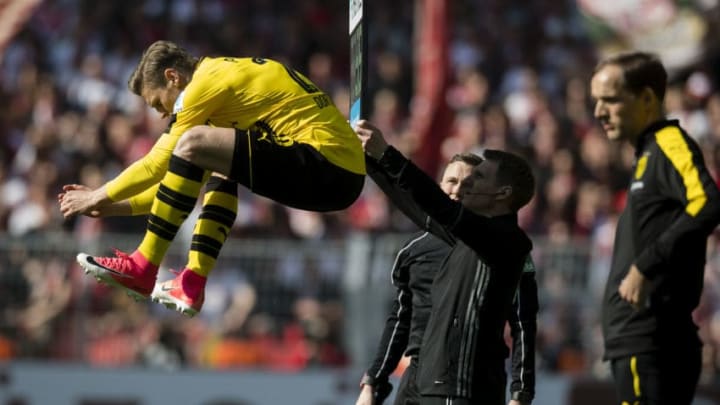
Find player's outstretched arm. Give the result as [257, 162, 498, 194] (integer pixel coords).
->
[61, 128, 185, 219]
[58, 184, 133, 218]
[356, 120, 455, 243]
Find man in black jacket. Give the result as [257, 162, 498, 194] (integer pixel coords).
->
[355, 120, 536, 405]
[356, 153, 538, 405]
[591, 51, 720, 405]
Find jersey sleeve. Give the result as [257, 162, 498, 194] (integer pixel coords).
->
[375, 147, 463, 230]
[105, 132, 177, 202]
[127, 183, 160, 215]
[635, 128, 720, 277]
[508, 256, 538, 403]
[366, 242, 414, 383]
[366, 157, 455, 245]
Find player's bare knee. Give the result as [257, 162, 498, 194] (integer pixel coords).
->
[175, 126, 209, 160]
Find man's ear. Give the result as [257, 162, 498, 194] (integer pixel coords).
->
[164, 68, 180, 86]
[641, 87, 656, 106]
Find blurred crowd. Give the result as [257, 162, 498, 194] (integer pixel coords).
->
[1, 0, 720, 383]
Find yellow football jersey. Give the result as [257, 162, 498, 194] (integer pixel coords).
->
[107, 57, 364, 211]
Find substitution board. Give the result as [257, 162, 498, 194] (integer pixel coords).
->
[349, 0, 368, 127]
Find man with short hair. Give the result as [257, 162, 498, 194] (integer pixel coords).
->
[355, 152, 537, 405]
[355, 120, 536, 405]
[591, 51, 720, 405]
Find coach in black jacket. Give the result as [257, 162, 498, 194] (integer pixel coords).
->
[591, 52, 720, 405]
[355, 120, 536, 405]
[357, 155, 538, 405]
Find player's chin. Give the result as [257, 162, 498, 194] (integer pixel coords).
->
[605, 129, 622, 141]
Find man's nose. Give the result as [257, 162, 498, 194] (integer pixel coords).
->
[449, 187, 461, 200]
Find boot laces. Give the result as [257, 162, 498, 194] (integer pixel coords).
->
[95, 249, 135, 273]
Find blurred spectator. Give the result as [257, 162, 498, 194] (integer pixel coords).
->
[137, 320, 187, 371]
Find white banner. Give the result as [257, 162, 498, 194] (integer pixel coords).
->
[577, 0, 707, 72]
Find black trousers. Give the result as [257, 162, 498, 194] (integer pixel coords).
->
[610, 348, 701, 405]
[395, 357, 504, 405]
[415, 356, 506, 405]
[417, 396, 482, 405]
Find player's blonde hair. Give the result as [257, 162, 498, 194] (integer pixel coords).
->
[128, 40, 199, 95]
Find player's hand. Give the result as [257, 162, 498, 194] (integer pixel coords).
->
[355, 384, 375, 405]
[509, 399, 527, 405]
[58, 184, 103, 218]
[354, 119, 389, 160]
[619, 264, 647, 309]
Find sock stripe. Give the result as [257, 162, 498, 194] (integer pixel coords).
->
[199, 205, 237, 226]
[169, 155, 205, 181]
[148, 224, 178, 241]
[206, 177, 238, 195]
[191, 235, 223, 258]
[157, 184, 198, 212]
[138, 157, 204, 267]
[148, 214, 181, 232]
[147, 215, 180, 240]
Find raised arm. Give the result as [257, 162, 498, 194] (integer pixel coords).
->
[356, 120, 458, 244]
[365, 157, 455, 245]
[356, 120, 528, 265]
[58, 184, 133, 217]
[59, 130, 178, 218]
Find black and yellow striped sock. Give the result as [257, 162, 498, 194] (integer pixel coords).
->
[137, 155, 206, 266]
[186, 177, 238, 277]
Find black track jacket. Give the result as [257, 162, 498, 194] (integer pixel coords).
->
[368, 148, 535, 401]
[363, 230, 537, 402]
[602, 120, 720, 360]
